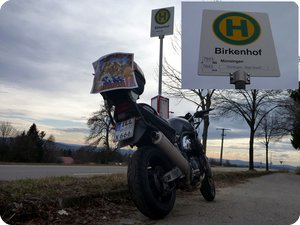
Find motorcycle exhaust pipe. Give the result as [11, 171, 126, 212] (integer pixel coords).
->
[152, 131, 191, 183]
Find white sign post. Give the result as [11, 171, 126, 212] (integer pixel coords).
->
[151, 7, 174, 95]
[150, 7, 174, 118]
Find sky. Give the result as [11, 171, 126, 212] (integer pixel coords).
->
[0, 0, 299, 167]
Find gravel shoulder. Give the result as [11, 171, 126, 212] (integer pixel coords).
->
[118, 173, 300, 225]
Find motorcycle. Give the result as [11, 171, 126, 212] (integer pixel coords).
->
[91, 53, 215, 219]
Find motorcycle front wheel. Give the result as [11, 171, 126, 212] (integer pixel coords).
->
[127, 146, 176, 219]
[200, 165, 216, 201]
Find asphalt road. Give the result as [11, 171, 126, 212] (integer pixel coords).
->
[0, 164, 127, 180]
[0, 164, 251, 181]
[119, 173, 300, 225]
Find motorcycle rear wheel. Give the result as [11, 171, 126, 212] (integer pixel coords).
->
[127, 146, 176, 219]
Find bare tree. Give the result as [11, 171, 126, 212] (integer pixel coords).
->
[43, 134, 59, 163]
[214, 89, 286, 170]
[291, 112, 300, 150]
[162, 60, 214, 154]
[160, 27, 215, 154]
[256, 112, 289, 171]
[86, 105, 114, 150]
[290, 82, 300, 150]
[0, 121, 17, 144]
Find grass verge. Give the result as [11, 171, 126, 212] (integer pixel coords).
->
[0, 170, 271, 224]
[0, 174, 128, 224]
[212, 170, 272, 188]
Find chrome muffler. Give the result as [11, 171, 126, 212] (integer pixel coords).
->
[152, 131, 191, 183]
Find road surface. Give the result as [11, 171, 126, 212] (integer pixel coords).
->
[118, 173, 300, 225]
[0, 165, 251, 180]
[0, 164, 127, 180]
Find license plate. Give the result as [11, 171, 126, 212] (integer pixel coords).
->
[115, 118, 135, 141]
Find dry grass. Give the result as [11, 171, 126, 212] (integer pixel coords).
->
[213, 170, 272, 188]
[0, 174, 127, 205]
[0, 174, 128, 224]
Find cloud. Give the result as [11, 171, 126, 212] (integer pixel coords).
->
[0, 0, 8, 9]
[208, 117, 249, 140]
[0, 0, 183, 96]
[278, 153, 290, 158]
[56, 127, 89, 134]
[0, 0, 96, 93]
[0, 0, 182, 94]
[0, 0, 183, 144]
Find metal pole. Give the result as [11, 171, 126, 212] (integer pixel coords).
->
[217, 128, 230, 166]
[158, 35, 164, 96]
[229, 70, 250, 90]
[220, 129, 225, 166]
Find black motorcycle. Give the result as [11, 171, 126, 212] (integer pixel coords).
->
[92, 54, 215, 219]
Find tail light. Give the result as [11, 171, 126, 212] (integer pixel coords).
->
[114, 101, 136, 121]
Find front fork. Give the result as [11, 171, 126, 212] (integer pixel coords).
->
[193, 135, 209, 174]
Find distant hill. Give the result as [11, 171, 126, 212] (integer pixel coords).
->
[54, 143, 135, 153]
[53, 143, 297, 170]
[55, 142, 83, 151]
[214, 158, 297, 170]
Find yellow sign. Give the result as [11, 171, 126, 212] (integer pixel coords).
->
[155, 8, 171, 25]
[213, 12, 261, 45]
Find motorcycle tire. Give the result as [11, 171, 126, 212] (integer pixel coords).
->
[200, 174, 216, 201]
[127, 146, 176, 219]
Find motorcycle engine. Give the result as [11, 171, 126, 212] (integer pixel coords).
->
[181, 135, 204, 184]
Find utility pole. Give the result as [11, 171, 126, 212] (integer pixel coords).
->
[216, 128, 230, 166]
